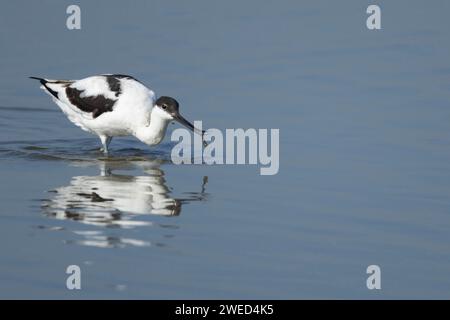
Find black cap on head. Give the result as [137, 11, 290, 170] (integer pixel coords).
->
[155, 96, 179, 115]
[155, 95, 205, 137]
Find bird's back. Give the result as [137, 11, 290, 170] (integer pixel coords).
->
[32, 74, 156, 136]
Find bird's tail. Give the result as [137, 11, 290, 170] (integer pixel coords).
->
[29, 76, 59, 99]
[30, 76, 49, 86]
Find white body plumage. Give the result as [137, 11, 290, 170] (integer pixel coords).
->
[31, 74, 201, 153]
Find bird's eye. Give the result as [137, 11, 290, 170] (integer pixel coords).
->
[161, 104, 167, 110]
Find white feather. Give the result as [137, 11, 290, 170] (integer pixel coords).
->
[33, 74, 192, 152]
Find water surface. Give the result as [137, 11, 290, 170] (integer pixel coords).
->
[1, 0, 450, 298]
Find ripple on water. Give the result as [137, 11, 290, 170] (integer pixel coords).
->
[0, 138, 174, 163]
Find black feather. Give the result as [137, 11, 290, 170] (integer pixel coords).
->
[66, 87, 117, 119]
[29, 76, 59, 99]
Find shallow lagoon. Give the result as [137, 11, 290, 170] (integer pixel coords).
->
[1, 1, 450, 298]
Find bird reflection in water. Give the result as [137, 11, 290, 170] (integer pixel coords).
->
[40, 158, 208, 248]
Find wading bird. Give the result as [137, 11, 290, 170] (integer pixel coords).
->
[30, 74, 204, 154]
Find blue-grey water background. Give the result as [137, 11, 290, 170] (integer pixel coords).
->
[1, 0, 450, 299]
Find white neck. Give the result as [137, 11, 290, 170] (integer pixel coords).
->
[134, 108, 171, 146]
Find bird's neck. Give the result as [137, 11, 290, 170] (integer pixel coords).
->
[134, 110, 170, 145]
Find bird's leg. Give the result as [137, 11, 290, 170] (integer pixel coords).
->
[99, 136, 112, 154]
[99, 162, 112, 176]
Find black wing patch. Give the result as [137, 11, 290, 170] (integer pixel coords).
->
[66, 87, 117, 119]
[105, 76, 122, 97]
[102, 74, 141, 98]
[65, 74, 138, 119]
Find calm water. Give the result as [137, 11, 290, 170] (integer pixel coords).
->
[1, 0, 450, 299]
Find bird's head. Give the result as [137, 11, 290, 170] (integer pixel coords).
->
[154, 96, 204, 136]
